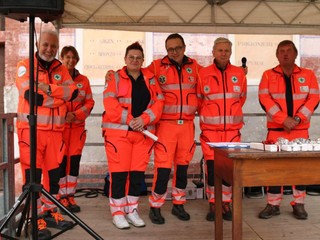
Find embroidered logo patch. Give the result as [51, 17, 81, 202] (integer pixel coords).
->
[18, 66, 27, 77]
[159, 75, 166, 84]
[77, 83, 83, 88]
[186, 68, 192, 74]
[298, 77, 305, 83]
[231, 76, 238, 83]
[204, 85, 210, 93]
[54, 74, 62, 81]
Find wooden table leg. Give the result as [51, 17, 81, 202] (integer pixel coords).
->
[214, 170, 223, 240]
[232, 185, 243, 240]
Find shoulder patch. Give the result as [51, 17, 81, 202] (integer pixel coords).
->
[18, 66, 27, 77]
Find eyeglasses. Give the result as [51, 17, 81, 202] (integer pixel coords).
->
[166, 46, 184, 54]
[127, 55, 143, 61]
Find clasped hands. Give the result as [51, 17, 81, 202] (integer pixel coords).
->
[129, 117, 145, 132]
[283, 117, 299, 132]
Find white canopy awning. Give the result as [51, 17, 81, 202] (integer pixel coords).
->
[60, 0, 320, 34]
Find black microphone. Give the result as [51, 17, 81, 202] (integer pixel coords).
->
[241, 57, 247, 68]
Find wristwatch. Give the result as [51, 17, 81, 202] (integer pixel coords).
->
[294, 116, 301, 124]
[46, 85, 52, 96]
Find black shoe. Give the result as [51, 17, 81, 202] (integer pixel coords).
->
[259, 204, 280, 219]
[68, 196, 81, 213]
[149, 207, 165, 224]
[206, 203, 215, 221]
[59, 197, 72, 215]
[44, 210, 74, 230]
[171, 204, 190, 221]
[222, 202, 232, 221]
[292, 203, 308, 220]
[37, 218, 51, 240]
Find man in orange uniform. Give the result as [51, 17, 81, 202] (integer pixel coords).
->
[198, 37, 247, 222]
[258, 40, 319, 220]
[58, 46, 95, 214]
[16, 29, 78, 239]
[102, 42, 164, 229]
[147, 33, 202, 224]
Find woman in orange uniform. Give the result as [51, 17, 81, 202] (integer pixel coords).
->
[102, 42, 164, 229]
[58, 46, 95, 213]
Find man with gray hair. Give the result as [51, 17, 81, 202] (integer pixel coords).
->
[16, 29, 78, 239]
[197, 37, 247, 221]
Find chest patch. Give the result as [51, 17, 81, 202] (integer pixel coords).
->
[233, 86, 240, 92]
[77, 83, 83, 88]
[204, 85, 210, 94]
[300, 86, 309, 92]
[298, 77, 305, 83]
[231, 76, 238, 83]
[186, 68, 192, 74]
[159, 75, 166, 84]
[54, 74, 62, 81]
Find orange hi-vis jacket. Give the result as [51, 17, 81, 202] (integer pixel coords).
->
[65, 69, 95, 129]
[16, 56, 78, 132]
[198, 62, 247, 131]
[259, 64, 319, 130]
[147, 56, 201, 121]
[102, 67, 164, 137]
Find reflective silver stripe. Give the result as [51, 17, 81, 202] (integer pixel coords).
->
[310, 88, 319, 94]
[259, 89, 269, 94]
[268, 105, 280, 116]
[43, 97, 55, 107]
[102, 122, 128, 130]
[200, 115, 243, 124]
[160, 83, 195, 91]
[114, 72, 120, 94]
[104, 92, 116, 98]
[157, 93, 164, 100]
[121, 109, 128, 124]
[37, 114, 65, 125]
[119, 98, 131, 104]
[300, 106, 312, 119]
[271, 93, 285, 99]
[293, 93, 308, 100]
[145, 109, 156, 122]
[163, 105, 197, 115]
[79, 105, 91, 115]
[17, 113, 29, 122]
[17, 113, 64, 125]
[204, 92, 242, 100]
[62, 86, 72, 101]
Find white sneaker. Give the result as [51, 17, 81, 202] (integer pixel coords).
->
[126, 210, 146, 227]
[112, 215, 130, 229]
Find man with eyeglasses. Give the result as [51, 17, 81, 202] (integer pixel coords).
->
[147, 33, 202, 224]
[197, 37, 247, 222]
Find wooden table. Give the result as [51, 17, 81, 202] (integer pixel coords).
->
[213, 147, 320, 240]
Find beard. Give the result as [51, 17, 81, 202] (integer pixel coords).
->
[38, 52, 55, 62]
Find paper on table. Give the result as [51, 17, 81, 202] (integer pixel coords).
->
[206, 142, 250, 148]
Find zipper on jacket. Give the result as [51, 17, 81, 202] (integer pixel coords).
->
[177, 65, 183, 120]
